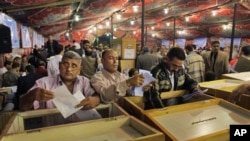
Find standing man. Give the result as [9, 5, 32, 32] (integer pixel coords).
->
[91, 49, 145, 103]
[47, 44, 64, 76]
[184, 44, 205, 82]
[144, 47, 201, 109]
[45, 36, 58, 58]
[136, 47, 159, 71]
[19, 51, 100, 111]
[202, 41, 229, 79]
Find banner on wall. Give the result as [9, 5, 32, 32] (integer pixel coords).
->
[162, 39, 170, 48]
[174, 39, 186, 48]
[0, 13, 19, 48]
[219, 38, 241, 50]
[193, 38, 207, 49]
[21, 25, 32, 48]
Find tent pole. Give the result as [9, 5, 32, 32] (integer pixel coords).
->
[229, 3, 237, 61]
[173, 17, 176, 47]
[141, 0, 145, 48]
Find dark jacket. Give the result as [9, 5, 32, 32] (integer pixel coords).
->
[144, 61, 198, 109]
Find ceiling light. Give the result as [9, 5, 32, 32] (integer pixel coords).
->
[116, 14, 121, 20]
[130, 20, 135, 25]
[74, 15, 80, 22]
[185, 16, 189, 22]
[151, 26, 155, 30]
[133, 31, 136, 34]
[106, 21, 110, 26]
[114, 27, 117, 31]
[133, 5, 139, 12]
[164, 8, 169, 14]
[66, 32, 69, 37]
[166, 22, 170, 26]
[212, 11, 217, 16]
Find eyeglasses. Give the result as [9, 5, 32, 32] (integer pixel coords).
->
[169, 62, 183, 69]
[60, 62, 79, 70]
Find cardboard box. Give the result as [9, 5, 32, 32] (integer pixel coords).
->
[143, 98, 250, 141]
[199, 79, 244, 96]
[121, 90, 215, 121]
[0, 103, 128, 138]
[222, 72, 250, 81]
[1, 116, 165, 141]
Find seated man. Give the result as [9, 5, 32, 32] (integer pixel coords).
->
[144, 47, 201, 110]
[19, 51, 100, 111]
[91, 49, 145, 103]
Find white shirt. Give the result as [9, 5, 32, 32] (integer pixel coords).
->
[74, 42, 81, 50]
[0, 67, 8, 87]
[47, 54, 62, 76]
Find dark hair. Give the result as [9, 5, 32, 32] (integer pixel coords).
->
[25, 65, 35, 73]
[167, 47, 186, 60]
[128, 68, 138, 77]
[240, 46, 250, 56]
[81, 40, 90, 45]
[211, 41, 220, 45]
[4, 60, 12, 66]
[185, 44, 194, 52]
[205, 71, 216, 81]
[54, 44, 64, 55]
[12, 62, 20, 69]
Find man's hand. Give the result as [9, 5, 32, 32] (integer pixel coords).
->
[229, 83, 250, 103]
[31, 87, 54, 101]
[127, 74, 145, 87]
[143, 82, 154, 92]
[75, 96, 100, 110]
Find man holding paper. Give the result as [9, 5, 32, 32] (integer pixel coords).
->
[91, 49, 145, 103]
[19, 51, 100, 111]
[144, 47, 201, 109]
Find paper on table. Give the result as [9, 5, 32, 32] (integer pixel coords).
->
[134, 69, 155, 96]
[182, 89, 208, 102]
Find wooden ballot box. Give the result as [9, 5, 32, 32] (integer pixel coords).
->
[199, 79, 244, 97]
[143, 98, 250, 141]
[111, 38, 136, 60]
[121, 90, 215, 121]
[222, 72, 250, 81]
[0, 103, 128, 138]
[1, 116, 165, 141]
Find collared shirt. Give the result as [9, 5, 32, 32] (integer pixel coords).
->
[30, 74, 95, 109]
[47, 54, 62, 76]
[90, 69, 129, 103]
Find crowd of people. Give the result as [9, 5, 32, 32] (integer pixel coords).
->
[0, 38, 249, 115]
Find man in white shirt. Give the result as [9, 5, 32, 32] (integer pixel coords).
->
[73, 40, 82, 56]
[47, 44, 64, 76]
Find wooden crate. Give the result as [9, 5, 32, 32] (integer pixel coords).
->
[222, 72, 250, 81]
[121, 90, 215, 121]
[111, 38, 136, 59]
[237, 94, 250, 110]
[0, 112, 15, 135]
[0, 103, 128, 138]
[1, 116, 165, 141]
[199, 79, 244, 96]
[143, 98, 250, 141]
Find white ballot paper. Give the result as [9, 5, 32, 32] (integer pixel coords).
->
[52, 85, 101, 120]
[134, 69, 156, 96]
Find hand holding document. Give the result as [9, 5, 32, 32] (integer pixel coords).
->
[134, 69, 156, 96]
[52, 85, 101, 119]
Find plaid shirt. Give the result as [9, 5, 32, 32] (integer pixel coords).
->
[144, 62, 198, 109]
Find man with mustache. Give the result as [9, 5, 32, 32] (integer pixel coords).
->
[91, 49, 145, 103]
